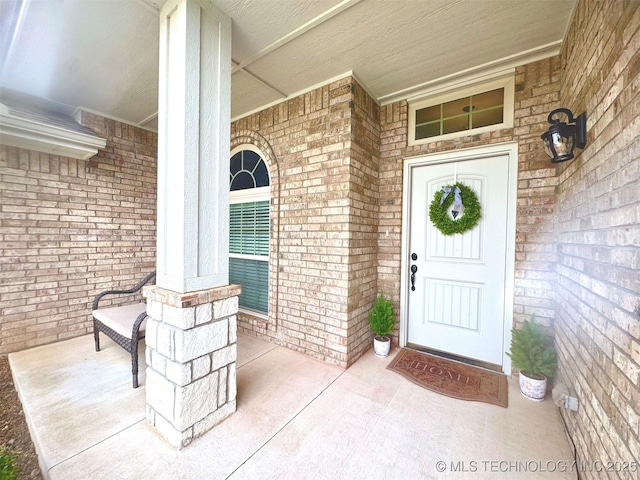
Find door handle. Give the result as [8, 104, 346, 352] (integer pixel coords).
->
[410, 264, 417, 291]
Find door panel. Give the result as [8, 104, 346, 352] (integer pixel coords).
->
[407, 154, 509, 366]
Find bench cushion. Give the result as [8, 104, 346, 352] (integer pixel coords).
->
[93, 303, 147, 339]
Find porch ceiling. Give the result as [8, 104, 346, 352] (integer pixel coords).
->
[0, 0, 577, 130]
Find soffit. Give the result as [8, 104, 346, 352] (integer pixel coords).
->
[0, 0, 577, 130]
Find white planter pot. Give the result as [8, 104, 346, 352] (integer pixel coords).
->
[519, 372, 547, 401]
[373, 336, 391, 357]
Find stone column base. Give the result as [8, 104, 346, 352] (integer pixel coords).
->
[143, 284, 241, 448]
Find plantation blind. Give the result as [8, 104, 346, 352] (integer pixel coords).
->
[229, 200, 269, 312]
[229, 201, 269, 256]
[229, 257, 268, 313]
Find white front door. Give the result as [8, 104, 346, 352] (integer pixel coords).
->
[405, 149, 513, 368]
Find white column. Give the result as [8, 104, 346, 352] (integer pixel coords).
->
[156, 0, 231, 293]
[148, 0, 237, 449]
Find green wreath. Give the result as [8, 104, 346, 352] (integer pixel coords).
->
[429, 182, 481, 235]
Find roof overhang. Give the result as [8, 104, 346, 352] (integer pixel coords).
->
[0, 103, 106, 160]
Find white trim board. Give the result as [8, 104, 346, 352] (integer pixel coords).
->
[0, 104, 106, 160]
[380, 41, 561, 106]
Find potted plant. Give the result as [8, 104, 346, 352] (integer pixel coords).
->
[369, 293, 395, 357]
[507, 317, 557, 401]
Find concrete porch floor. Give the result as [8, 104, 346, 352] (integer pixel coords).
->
[9, 333, 576, 480]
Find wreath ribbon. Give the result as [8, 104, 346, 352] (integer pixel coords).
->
[440, 186, 462, 218]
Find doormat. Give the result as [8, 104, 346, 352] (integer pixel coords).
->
[387, 348, 508, 408]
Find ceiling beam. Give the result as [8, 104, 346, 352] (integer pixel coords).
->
[231, 0, 361, 74]
[228, 0, 362, 104]
[233, 68, 287, 99]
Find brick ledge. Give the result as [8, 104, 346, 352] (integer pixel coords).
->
[143, 284, 241, 308]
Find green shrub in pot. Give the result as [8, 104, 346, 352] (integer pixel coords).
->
[369, 294, 394, 357]
[507, 318, 557, 378]
[507, 317, 557, 401]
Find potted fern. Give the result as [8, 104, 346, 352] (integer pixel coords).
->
[507, 318, 557, 401]
[369, 293, 394, 357]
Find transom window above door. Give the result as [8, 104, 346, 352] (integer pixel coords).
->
[408, 75, 514, 146]
[415, 88, 503, 139]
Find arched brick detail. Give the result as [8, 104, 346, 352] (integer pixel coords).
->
[230, 130, 280, 335]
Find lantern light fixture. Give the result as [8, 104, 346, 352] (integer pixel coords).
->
[541, 108, 587, 163]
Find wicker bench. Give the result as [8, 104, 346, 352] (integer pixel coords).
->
[92, 272, 156, 388]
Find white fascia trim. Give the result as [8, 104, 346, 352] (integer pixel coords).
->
[234, 68, 287, 99]
[138, 111, 159, 128]
[231, 70, 356, 122]
[0, 109, 106, 161]
[72, 106, 158, 133]
[380, 41, 562, 106]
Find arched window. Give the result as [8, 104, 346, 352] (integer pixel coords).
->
[229, 148, 270, 314]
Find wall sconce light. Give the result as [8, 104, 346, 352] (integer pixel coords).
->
[541, 108, 587, 163]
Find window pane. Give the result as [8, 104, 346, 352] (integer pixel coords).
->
[229, 257, 268, 313]
[242, 150, 260, 172]
[443, 97, 469, 118]
[254, 160, 269, 187]
[231, 171, 255, 191]
[411, 84, 508, 143]
[229, 149, 270, 315]
[473, 88, 503, 110]
[416, 105, 440, 124]
[472, 107, 503, 128]
[230, 152, 242, 176]
[443, 115, 469, 134]
[230, 150, 270, 191]
[416, 122, 441, 140]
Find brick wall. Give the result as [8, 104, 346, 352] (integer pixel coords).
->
[512, 57, 563, 331]
[377, 101, 407, 326]
[554, 0, 640, 475]
[231, 77, 379, 367]
[345, 80, 380, 365]
[0, 111, 157, 354]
